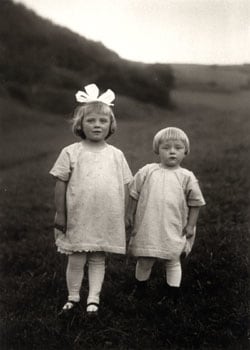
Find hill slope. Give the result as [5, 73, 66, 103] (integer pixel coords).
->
[172, 63, 250, 91]
[0, 0, 174, 113]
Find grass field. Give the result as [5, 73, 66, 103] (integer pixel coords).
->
[0, 87, 250, 349]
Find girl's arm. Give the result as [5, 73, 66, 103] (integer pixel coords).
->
[54, 179, 67, 232]
[183, 206, 200, 238]
[124, 184, 129, 213]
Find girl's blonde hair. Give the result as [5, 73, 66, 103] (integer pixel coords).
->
[71, 101, 117, 139]
[153, 127, 190, 155]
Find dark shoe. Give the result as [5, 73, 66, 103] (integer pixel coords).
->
[58, 300, 79, 316]
[131, 280, 148, 299]
[86, 302, 99, 317]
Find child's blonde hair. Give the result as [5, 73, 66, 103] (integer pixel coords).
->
[153, 127, 190, 155]
[72, 101, 117, 139]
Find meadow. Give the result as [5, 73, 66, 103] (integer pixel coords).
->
[0, 87, 250, 349]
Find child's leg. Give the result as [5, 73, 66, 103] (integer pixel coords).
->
[165, 259, 182, 287]
[136, 257, 156, 281]
[66, 252, 87, 303]
[87, 252, 105, 310]
[158, 259, 182, 304]
[132, 257, 156, 298]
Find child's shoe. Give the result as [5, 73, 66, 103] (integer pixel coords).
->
[131, 280, 148, 299]
[86, 302, 99, 317]
[58, 300, 79, 316]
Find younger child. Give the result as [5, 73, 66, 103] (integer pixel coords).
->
[50, 83, 132, 315]
[126, 127, 205, 303]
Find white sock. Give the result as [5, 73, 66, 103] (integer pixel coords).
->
[66, 252, 87, 302]
[135, 257, 156, 281]
[165, 259, 182, 287]
[87, 252, 105, 308]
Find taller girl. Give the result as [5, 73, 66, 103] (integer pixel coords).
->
[50, 84, 132, 315]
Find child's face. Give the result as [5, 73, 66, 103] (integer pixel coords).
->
[82, 113, 111, 142]
[159, 139, 186, 168]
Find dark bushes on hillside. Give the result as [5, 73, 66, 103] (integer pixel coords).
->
[0, 0, 174, 113]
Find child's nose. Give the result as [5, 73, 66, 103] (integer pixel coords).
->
[94, 121, 101, 127]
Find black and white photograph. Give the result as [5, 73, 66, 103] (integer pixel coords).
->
[1, 0, 249, 349]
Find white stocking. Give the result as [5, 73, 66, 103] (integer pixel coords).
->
[135, 257, 156, 281]
[165, 259, 182, 287]
[87, 252, 105, 309]
[66, 252, 87, 302]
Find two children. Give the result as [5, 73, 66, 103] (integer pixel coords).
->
[50, 84, 205, 315]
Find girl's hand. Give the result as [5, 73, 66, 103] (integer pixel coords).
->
[183, 225, 195, 239]
[54, 213, 66, 233]
[125, 214, 134, 229]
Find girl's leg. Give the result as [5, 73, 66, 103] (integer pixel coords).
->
[132, 257, 156, 298]
[165, 259, 182, 287]
[65, 252, 87, 304]
[136, 257, 156, 281]
[87, 252, 105, 311]
[158, 259, 182, 305]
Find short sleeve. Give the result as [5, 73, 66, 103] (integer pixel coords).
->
[121, 154, 133, 184]
[186, 172, 206, 207]
[49, 148, 71, 181]
[129, 165, 148, 200]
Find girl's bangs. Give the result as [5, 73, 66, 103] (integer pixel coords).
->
[85, 102, 112, 116]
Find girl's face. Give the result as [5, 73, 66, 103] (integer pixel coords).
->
[159, 139, 186, 168]
[82, 113, 111, 142]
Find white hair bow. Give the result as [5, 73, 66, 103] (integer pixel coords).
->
[75, 83, 115, 106]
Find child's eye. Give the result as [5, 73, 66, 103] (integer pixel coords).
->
[100, 118, 109, 124]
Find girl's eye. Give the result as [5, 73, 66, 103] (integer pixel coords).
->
[100, 118, 109, 124]
[85, 118, 95, 123]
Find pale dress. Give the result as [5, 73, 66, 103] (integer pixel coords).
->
[50, 142, 132, 255]
[128, 163, 205, 260]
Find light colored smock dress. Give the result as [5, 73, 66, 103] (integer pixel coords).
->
[50, 142, 132, 255]
[128, 163, 205, 260]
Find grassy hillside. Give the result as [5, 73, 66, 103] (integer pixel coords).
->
[0, 0, 174, 113]
[1, 1, 249, 116]
[172, 63, 250, 91]
[1, 86, 249, 349]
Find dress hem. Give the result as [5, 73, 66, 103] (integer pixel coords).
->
[56, 242, 125, 255]
[128, 247, 184, 260]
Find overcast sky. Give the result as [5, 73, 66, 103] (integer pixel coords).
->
[15, 0, 250, 65]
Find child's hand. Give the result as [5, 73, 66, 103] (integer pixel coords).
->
[183, 224, 195, 239]
[54, 213, 66, 233]
[125, 214, 134, 230]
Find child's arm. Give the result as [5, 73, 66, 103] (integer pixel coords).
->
[124, 184, 129, 213]
[125, 196, 138, 229]
[54, 179, 67, 233]
[183, 206, 200, 238]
